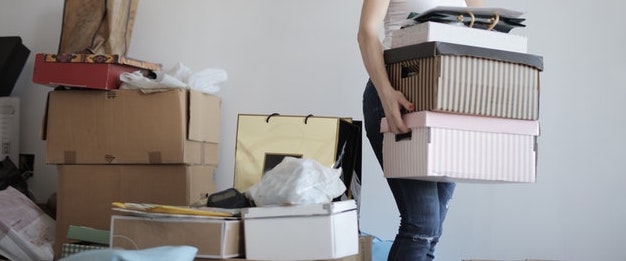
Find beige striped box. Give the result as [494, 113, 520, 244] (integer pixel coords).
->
[384, 42, 543, 120]
[381, 111, 539, 183]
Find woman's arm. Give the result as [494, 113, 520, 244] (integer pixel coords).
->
[357, 0, 483, 134]
[465, 0, 484, 7]
[357, 0, 413, 134]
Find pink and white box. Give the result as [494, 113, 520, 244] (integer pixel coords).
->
[381, 111, 539, 183]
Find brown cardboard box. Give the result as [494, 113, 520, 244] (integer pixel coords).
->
[32, 53, 161, 90]
[54, 164, 217, 259]
[384, 41, 543, 120]
[44, 88, 220, 164]
[111, 215, 243, 259]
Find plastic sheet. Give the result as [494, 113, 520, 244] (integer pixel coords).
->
[247, 157, 346, 206]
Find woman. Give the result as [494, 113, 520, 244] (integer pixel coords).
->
[358, 0, 483, 260]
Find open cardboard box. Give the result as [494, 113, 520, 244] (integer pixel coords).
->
[43, 88, 220, 164]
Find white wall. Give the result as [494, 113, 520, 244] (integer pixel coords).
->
[2, 0, 626, 260]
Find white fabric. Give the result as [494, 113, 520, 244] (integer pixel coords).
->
[383, 0, 467, 48]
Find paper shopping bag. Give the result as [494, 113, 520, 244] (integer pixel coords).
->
[58, 0, 139, 55]
[233, 114, 361, 195]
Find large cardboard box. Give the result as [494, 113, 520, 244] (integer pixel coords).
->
[0, 37, 30, 96]
[44, 88, 220, 164]
[54, 164, 217, 259]
[111, 215, 243, 259]
[32, 53, 161, 90]
[390, 21, 528, 53]
[0, 97, 19, 163]
[382, 111, 539, 183]
[384, 42, 543, 120]
[242, 200, 359, 261]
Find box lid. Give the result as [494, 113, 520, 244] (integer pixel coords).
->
[383, 41, 543, 71]
[242, 200, 356, 219]
[381, 111, 539, 136]
[38, 53, 161, 71]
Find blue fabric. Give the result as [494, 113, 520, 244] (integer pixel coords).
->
[58, 245, 198, 261]
[362, 80, 455, 261]
[370, 235, 393, 261]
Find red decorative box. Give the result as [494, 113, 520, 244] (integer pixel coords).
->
[32, 53, 161, 90]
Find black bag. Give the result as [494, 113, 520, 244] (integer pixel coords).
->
[407, 7, 526, 33]
[0, 156, 33, 199]
[0, 36, 30, 96]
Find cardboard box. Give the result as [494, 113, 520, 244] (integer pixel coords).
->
[32, 53, 161, 90]
[382, 111, 539, 183]
[54, 164, 217, 259]
[390, 21, 528, 53]
[242, 200, 359, 261]
[44, 88, 220, 164]
[384, 42, 543, 120]
[0, 36, 30, 96]
[111, 215, 243, 259]
[0, 97, 19, 162]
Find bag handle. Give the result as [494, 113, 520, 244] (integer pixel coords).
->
[488, 13, 500, 31]
[456, 11, 500, 31]
[456, 12, 475, 28]
[265, 113, 315, 124]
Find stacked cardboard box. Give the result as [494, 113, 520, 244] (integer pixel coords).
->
[382, 27, 543, 183]
[34, 55, 222, 259]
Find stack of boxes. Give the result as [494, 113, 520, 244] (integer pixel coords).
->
[381, 12, 543, 183]
[32, 53, 222, 259]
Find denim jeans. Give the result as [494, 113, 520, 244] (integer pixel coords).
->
[362, 80, 455, 261]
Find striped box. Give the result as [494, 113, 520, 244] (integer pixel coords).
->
[384, 42, 543, 120]
[381, 111, 539, 183]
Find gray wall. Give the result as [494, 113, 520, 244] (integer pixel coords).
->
[2, 0, 625, 260]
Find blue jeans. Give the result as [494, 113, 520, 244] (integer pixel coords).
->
[362, 80, 455, 261]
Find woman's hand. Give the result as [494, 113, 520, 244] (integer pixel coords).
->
[378, 86, 414, 134]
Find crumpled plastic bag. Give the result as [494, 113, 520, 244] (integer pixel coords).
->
[120, 62, 227, 94]
[247, 157, 346, 207]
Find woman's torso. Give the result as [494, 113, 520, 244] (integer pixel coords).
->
[383, 0, 467, 48]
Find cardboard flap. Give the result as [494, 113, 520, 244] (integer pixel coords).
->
[188, 90, 220, 143]
[384, 41, 543, 70]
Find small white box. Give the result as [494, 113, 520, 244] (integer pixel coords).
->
[391, 21, 528, 53]
[242, 200, 359, 261]
[382, 111, 539, 183]
[0, 97, 19, 163]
